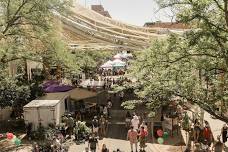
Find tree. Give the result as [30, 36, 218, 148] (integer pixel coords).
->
[0, 70, 30, 116]
[0, 0, 81, 77]
[0, 0, 72, 64]
[127, 0, 228, 122]
[73, 50, 114, 78]
[0, 0, 79, 113]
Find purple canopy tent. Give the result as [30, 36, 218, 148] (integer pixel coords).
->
[42, 80, 74, 93]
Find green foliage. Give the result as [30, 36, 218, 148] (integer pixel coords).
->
[121, 100, 142, 110]
[0, 67, 44, 109]
[110, 84, 126, 93]
[128, 0, 228, 121]
[38, 30, 81, 74]
[75, 121, 91, 135]
[0, 0, 79, 74]
[0, 71, 30, 108]
[73, 50, 114, 75]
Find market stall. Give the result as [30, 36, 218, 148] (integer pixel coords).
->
[23, 92, 70, 130]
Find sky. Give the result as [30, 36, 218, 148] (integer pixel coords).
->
[77, 0, 173, 26]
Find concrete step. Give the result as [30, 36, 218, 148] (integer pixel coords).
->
[109, 109, 127, 118]
[107, 124, 127, 140]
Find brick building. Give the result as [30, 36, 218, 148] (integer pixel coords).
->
[91, 5, 111, 18]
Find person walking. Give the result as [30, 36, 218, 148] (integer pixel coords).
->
[83, 147, 91, 152]
[203, 122, 212, 147]
[221, 124, 227, 144]
[88, 133, 99, 152]
[101, 144, 109, 152]
[138, 126, 148, 152]
[107, 100, 112, 118]
[99, 115, 108, 138]
[103, 106, 108, 118]
[140, 121, 148, 132]
[75, 111, 82, 122]
[213, 136, 223, 152]
[193, 119, 201, 142]
[92, 116, 99, 137]
[194, 143, 202, 152]
[119, 91, 124, 102]
[131, 115, 140, 131]
[125, 111, 132, 129]
[127, 126, 138, 152]
[66, 114, 74, 138]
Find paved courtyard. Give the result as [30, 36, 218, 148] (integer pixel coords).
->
[68, 138, 184, 152]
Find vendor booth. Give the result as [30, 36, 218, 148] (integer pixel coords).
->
[79, 79, 105, 89]
[100, 60, 114, 70]
[68, 88, 107, 111]
[23, 92, 69, 130]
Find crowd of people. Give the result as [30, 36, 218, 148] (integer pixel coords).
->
[183, 118, 228, 152]
[126, 112, 149, 152]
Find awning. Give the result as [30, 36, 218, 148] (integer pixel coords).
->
[112, 59, 126, 67]
[69, 88, 98, 101]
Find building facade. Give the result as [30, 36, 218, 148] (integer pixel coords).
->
[91, 5, 111, 18]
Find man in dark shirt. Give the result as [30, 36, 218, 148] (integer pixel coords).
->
[88, 133, 98, 152]
[92, 116, 99, 137]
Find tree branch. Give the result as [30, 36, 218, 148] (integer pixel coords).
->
[2, 0, 29, 34]
[213, 0, 225, 11]
[224, 0, 228, 27]
[169, 53, 220, 64]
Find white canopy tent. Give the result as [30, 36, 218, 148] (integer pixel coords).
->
[100, 60, 114, 69]
[113, 52, 133, 60]
[112, 59, 126, 67]
[113, 53, 122, 59]
[80, 79, 105, 88]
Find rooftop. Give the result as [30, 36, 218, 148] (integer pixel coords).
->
[144, 22, 189, 29]
[24, 100, 61, 108]
[24, 92, 69, 108]
[91, 4, 111, 18]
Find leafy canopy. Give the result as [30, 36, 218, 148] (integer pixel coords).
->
[127, 0, 228, 122]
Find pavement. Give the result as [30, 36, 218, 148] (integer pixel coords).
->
[69, 138, 153, 152]
[5, 92, 185, 152]
[68, 138, 184, 152]
[68, 93, 184, 152]
[183, 105, 228, 152]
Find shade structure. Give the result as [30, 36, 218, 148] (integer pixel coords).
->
[113, 62, 126, 67]
[69, 88, 98, 101]
[122, 52, 133, 59]
[42, 80, 74, 93]
[114, 53, 133, 60]
[106, 60, 114, 65]
[113, 53, 122, 59]
[100, 60, 114, 69]
[44, 84, 74, 93]
[42, 80, 59, 89]
[112, 59, 126, 67]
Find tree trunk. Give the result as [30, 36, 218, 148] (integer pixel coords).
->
[43, 61, 51, 80]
